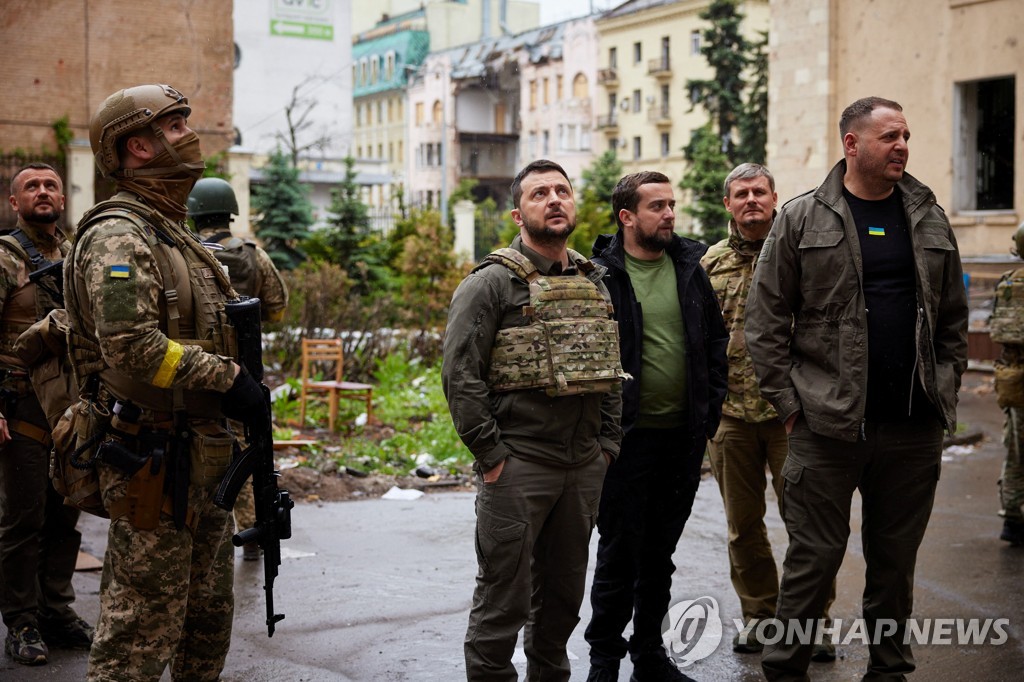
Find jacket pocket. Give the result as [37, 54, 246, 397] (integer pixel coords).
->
[797, 229, 847, 306]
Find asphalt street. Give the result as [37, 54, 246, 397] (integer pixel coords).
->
[2, 370, 1022, 681]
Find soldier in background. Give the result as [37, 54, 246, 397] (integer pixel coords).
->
[71, 84, 270, 680]
[990, 222, 1024, 546]
[187, 177, 288, 561]
[701, 163, 836, 661]
[1, 164, 92, 665]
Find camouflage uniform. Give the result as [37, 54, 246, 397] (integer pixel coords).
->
[700, 222, 789, 625]
[197, 225, 288, 533]
[69, 192, 238, 681]
[992, 270, 1024, 530]
[0, 221, 83, 636]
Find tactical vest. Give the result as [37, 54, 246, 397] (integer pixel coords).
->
[990, 269, 1024, 345]
[202, 229, 260, 298]
[67, 195, 240, 415]
[0, 229, 66, 366]
[482, 247, 626, 397]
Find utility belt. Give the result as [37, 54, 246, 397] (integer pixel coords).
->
[92, 398, 235, 533]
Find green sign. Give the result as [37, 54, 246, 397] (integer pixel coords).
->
[270, 19, 334, 41]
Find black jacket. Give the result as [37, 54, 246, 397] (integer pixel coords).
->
[592, 231, 729, 443]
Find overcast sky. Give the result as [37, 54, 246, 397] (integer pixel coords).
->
[524, 0, 619, 26]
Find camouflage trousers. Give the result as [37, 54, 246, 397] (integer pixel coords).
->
[87, 464, 234, 682]
[1001, 407, 1024, 522]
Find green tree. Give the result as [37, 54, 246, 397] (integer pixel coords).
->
[307, 156, 393, 293]
[685, 0, 750, 163]
[570, 150, 623, 253]
[251, 149, 313, 270]
[680, 124, 731, 244]
[736, 30, 769, 165]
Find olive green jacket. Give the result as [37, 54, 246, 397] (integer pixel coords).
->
[442, 235, 623, 472]
[745, 160, 969, 441]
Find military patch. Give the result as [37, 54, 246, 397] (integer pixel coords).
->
[758, 235, 775, 263]
[109, 264, 131, 279]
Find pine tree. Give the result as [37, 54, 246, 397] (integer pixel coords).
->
[251, 149, 313, 270]
[685, 0, 750, 163]
[679, 124, 731, 244]
[736, 30, 769, 165]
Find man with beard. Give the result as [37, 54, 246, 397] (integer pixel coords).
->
[1, 164, 92, 666]
[746, 97, 968, 680]
[443, 159, 624, 681]
[585, 171, 728, 681]
[68, 84, 269, 680]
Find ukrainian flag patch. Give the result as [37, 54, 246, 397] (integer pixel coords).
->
[109, 264, 131, 279]
[868, 226, 885, 237]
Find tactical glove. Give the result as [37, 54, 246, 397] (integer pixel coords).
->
[222, 367, 270, 433]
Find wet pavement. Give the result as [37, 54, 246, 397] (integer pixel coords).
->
[2, 370, 1022, 681]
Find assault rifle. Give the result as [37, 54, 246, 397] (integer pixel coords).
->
[28, 259, 64, 307]
[214, 296, 293, 637]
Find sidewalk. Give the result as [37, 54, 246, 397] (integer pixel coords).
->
[2, 371, 1022, 680]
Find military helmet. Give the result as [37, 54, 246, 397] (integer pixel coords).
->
[89, 84, 192, 178]
[188, 178, 239, 218]
[1015, 222, 1024, 259]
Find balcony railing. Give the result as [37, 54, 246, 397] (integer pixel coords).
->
[596, 114, 619, 130]
[647, 105, 672, 125]
[647, 57, 672, 78]
[598, 68, 619, 87]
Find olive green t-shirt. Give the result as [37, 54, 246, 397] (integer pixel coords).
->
[625, 251, 687, 428]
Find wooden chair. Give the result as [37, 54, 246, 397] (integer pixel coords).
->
[298, 338, 373, 431]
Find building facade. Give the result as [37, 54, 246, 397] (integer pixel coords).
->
[769, 0, 1023, 258]
[594, 0, 770, 213]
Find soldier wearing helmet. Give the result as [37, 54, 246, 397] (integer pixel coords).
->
[67, 85, 272, 680]
[991, 221, 1024, 546]
[187, 178, 288, 562]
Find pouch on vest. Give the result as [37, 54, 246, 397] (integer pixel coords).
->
[14, 309, 77, 430]
[483, 248, 627, 397]
[188, 421, 234, 487]
[995, 362, 1024, 409]
[990, 272, 1024, 344]
[49, 398, 110, 518]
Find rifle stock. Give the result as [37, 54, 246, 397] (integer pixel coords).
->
[215, 297, 294, 637]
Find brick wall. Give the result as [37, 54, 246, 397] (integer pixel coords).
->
[0, 0, 235, 166]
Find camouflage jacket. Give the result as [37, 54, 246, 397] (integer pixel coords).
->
[198, 225, 288, 322]
[67, 192, 236, 414]
[700, 222, 777, 423]
[0, 219, 68, 370]
[442, 235, 622, 472]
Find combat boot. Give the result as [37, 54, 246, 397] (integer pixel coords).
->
[1000, 518, 1024, 546]
[39, 616, 94, 650]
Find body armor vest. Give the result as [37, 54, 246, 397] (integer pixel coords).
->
[991, 269, 1024, 345]
[201, 229, 260, 298]
[483, 247, 626, 397]
[69, 195, 239, 414]
[0, 230, 65, 369]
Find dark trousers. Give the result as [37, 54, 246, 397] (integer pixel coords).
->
[0, 392, 82, 630]
[465, 454, 607, 682]
[585, 426, 703, 668]
[762, 416, 943, 682]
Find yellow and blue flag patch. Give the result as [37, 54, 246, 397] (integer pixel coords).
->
[868, 226, 885, 237]
[108, 264, 131, 279]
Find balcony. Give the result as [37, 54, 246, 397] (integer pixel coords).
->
[596, 114, 619, 132]
[647, 57, 672, 79]
[647, 105, 672, 127]
[598, 68, 619, 88]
